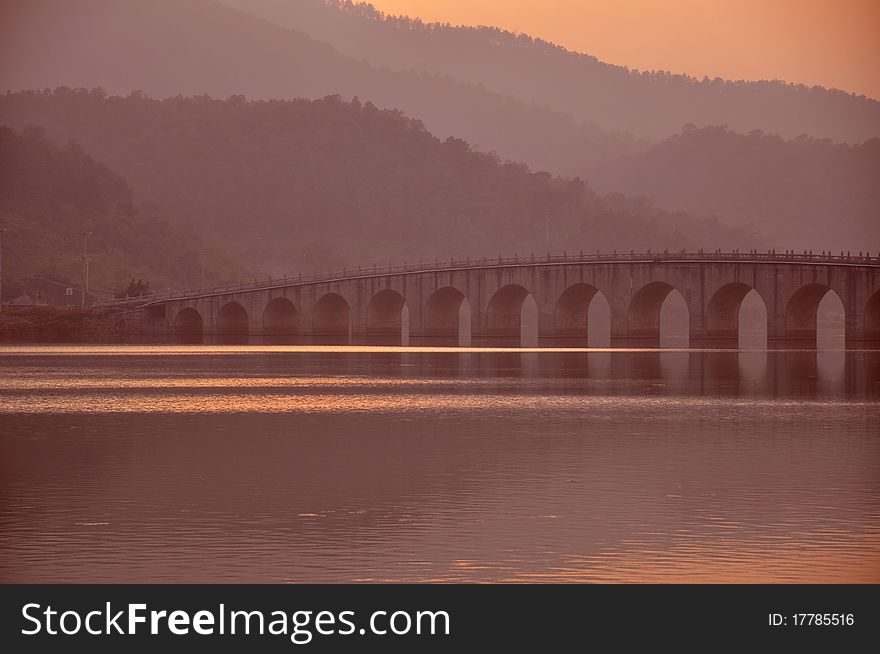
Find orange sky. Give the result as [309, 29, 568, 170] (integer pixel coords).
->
[369, 0, 880, 99]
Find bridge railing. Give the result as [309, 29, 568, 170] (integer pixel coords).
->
[97, 249, 880, 308]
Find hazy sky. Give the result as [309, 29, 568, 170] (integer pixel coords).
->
[369, 0, 880, 99]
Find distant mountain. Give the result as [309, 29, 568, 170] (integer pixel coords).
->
[221, 0, 880, 143]
[0, 89, 759, 278]
[0, 0, 640, 177]
[1, 0, 871, 260]
[589, 126, 880, 252]
[0, 125, 214, 302]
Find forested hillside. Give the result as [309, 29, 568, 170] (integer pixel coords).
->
[590, 126, 880, 251]
[0, 125, 213, 302]
[0, 90, 759, 278]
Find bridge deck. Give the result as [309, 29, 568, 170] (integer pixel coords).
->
[104, 251, 880, 308]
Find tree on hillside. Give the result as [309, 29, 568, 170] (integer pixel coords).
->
[115, 279, 153, 298]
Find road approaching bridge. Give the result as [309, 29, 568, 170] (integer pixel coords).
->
[116, 251, 880, 347]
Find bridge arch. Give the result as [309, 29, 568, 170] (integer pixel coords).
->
[707, 283, 768, 347]
[627, 282, 689, 345]
[867, 290, 880, 340]
[553, 283, 610, 346]
[487, 284, 538, 346]
[173, 307, 203, 344]
[262, 297, 298, 343]
[424, 287, 470, 346]
[366, 289, 409, 345]
[313, 293, 350, 343]
[785, 283, 845, 346]
[217, 301, 250, 344]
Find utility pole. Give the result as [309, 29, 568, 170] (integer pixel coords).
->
[81, 231, 91, 309]
[545, 213, 551, 250]
[254, 236, 266, 272]
[0, 227, 6, 313]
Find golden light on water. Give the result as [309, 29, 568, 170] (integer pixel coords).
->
[392, 536, 880, 584]
[2, 387, 869, 414]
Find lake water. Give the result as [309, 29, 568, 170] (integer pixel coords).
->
[1, 345, 878, 583]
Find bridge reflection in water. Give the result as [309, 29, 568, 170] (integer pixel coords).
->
[119, 253, 880, 348]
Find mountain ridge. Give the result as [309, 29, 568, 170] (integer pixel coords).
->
[218, 0, 880, 143]
[0, 0, 642, 176]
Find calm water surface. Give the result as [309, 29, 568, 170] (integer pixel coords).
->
[1, 345, 878, 583]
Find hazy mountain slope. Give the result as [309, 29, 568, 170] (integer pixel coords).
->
[0, 0, 640, 175]
[222, 0, 880, 143]
[0, 90, 759, 277]
[0, 125, 211, 302]
[590, 126, 880, 252]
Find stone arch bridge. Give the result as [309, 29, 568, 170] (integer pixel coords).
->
[125, 252, 880, 347]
